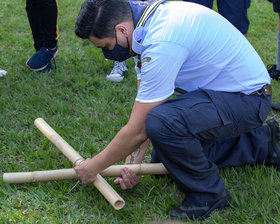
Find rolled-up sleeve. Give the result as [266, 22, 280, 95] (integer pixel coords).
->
[136, 42, 189, 103]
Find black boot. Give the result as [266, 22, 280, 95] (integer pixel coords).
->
[263, 118, 280, 170]
[170, 189, 231, 221]
[271, 102, 280, 111]
[267, 64, 280, 80]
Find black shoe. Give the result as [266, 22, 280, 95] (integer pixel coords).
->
[267, 64, 280, 80]
[169, 189, 231, 221]
[271, 102, 280, 111]
[263, 118, 280, 170]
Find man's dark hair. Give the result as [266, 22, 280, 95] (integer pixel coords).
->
[75, 0, 132, 39]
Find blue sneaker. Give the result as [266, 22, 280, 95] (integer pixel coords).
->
[40, 57, 57, 73]
[26, 46, 58, 72]
[40, 63, 52, 73]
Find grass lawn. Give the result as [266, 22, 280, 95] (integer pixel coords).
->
[1, 0, 280, 223]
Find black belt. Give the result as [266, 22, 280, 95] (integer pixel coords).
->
[249, 84, 272, 96]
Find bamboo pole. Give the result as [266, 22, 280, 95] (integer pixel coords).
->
[34, 118, 125, 210]
[3, 169, 76, 183]
[101, 163, 168, 176]
[3, 163, 168, 183]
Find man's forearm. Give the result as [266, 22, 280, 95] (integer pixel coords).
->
[78, 100, 165, 184]
[125, 139, 150, 164]
[88, 124, 147, 176]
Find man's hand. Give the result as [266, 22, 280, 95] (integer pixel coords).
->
[74, 158, 97, 186]
[114, 167, 140, 190]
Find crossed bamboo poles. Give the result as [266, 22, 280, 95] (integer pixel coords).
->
[3, 118, 168, 210]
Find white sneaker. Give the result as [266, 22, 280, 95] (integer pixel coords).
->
[106, 61, 128, 82]
[0, 69, 7, 77]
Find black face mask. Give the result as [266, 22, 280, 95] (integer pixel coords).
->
[102, 33, 131, 62]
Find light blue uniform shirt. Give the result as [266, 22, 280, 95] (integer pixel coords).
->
[132, 1, 270, 103]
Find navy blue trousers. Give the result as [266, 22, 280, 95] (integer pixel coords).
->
[146, 89, 271, 206]
[183, 0, 250, 35]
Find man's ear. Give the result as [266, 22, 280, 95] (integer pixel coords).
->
[115, 23, 128, 37]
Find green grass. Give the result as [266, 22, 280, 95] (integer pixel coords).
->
[1, 0, 280, 223]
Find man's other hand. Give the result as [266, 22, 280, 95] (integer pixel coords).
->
[114, 167, 140, 190]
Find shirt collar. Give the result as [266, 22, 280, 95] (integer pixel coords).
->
[132, 26, 145, 55]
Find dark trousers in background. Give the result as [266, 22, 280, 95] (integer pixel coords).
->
[25, 0, 59, 51]
[183, 0, 250, 35]
[146, 89, 271, 206]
